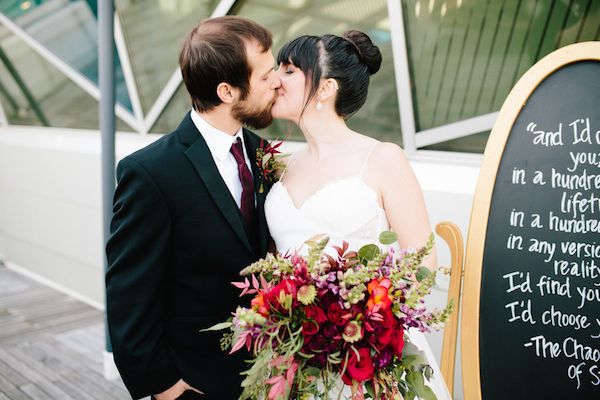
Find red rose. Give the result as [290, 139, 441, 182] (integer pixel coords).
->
[390, 326, 405, 357]
[302, 320, 319, 336]
[305, 305, 327, 324]
[302, 306, 326, 338]
[327, 302, 347, 326]
[264, 279, 297, 311]
[341, 347, 375, 384]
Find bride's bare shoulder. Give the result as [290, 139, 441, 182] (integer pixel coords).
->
[371, 142, 409, 168]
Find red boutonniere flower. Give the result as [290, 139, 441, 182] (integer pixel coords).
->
[255, 139, 287, 193]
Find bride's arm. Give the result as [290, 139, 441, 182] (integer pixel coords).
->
[369, 142, 437, 270]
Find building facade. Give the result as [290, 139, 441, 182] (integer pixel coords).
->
[0, 0, 598, 397]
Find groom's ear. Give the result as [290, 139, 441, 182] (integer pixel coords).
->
[318, 79, 339, 102]
[216, 82, 240, 104]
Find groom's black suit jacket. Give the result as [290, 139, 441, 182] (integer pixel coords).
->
[106, 113, 270, 399]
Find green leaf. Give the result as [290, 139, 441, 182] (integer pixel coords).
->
[379, 231, 398, 245]
[365, 381, 376, 398]
[199, 321, 232, 332]
[401, 354, 428, 369]
[416, 266, 431, 282]
[420, 385, 437, 400]
[358, 244, 380, 262]
[401, 341, 422, 357]
[406, 371, 425, 394]
[406, 371, 437, 400]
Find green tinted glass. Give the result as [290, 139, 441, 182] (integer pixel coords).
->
[404, 0, 600, 153]
[150, 83, 190, 134]
[0, 0, 133, 111]
[0, 26, 132, 131]
[115, 0, 218, 114]
[232, 0, 402, 144]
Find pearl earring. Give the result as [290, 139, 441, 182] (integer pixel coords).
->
[316, 101, 323, 111]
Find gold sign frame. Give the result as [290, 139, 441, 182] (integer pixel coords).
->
[460, 41, 600, 399]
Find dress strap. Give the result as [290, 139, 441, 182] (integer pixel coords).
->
[359, 142, 378, 177]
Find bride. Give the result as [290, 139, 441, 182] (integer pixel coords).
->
[264, 30, 452, 400]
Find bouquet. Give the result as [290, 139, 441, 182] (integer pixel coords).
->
[204, 232, 453, 400]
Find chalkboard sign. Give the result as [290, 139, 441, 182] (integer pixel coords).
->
[462, 42, 600, 399]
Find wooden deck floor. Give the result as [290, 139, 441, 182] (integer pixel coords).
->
[0, 264, 130, 399]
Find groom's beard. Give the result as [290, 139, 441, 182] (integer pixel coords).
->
[232, 94, 277, 130]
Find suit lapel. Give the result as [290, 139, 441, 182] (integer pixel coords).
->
[180, 116, 253, 253]
[244, 129, 269, 257]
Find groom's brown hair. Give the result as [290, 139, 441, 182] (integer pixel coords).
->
[179, 16, 272, 112]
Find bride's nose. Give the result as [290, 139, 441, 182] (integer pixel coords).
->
[270, 75, 281, 90]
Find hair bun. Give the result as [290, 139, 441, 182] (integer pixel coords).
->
[342, 30, 382, 75]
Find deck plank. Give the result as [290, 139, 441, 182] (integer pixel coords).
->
[0, 266, 129, 399]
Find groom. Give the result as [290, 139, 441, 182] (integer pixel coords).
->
[106, 16, 280, 400]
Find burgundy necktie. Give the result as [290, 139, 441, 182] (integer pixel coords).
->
[230, 137, 256, 232]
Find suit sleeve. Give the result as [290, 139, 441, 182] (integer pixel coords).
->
[105, 158, 180, 399]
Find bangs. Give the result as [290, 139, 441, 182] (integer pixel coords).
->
[276, 35, 320, 73]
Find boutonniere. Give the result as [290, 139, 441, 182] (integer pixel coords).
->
[255, 139, 287, 193]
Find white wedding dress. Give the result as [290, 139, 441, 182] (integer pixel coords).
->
[264, 144, 452, 400]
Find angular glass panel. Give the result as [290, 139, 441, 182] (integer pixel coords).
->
[150, 83, 191, 134]
[423, 131, 490, 153]
[0, 26, 132, 131]
[0, 0, 132, 111]
[233, 0, 402, 144]
[403, 0, 600, 135]
[115, 0, 219, 114]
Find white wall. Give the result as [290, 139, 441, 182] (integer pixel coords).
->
[0, 126, 481, 398]
[0, 126, 157, 307]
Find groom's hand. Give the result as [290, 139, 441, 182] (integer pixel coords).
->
[153, 379, 203, 400]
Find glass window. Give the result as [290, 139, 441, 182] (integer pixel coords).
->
[115, 0, 219, 114]
[150, 83, 190, 134]
[0, 0, 133, 111]
[422, 131, 490, 153]
[403, 0, 600, 152]
[0, 26, 133, 131]
[232, 0, 402, 144]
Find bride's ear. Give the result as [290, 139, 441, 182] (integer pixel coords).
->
[216, 82, 240, 104]
[317, 78, 339, 103]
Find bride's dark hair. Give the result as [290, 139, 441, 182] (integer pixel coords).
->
[277, 30, 382, 119]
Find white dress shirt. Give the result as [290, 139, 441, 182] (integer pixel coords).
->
[190, 110, 253, 209]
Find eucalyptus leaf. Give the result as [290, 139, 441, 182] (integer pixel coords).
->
[424, 365, 434, 380]
[420, 385, 437, 400]
[379, 230, 398, 245]
[406, 371, 426, 396]
[416, 267, 431, 282]
[401, 341, 422, 357]
[199, 321, 232, 332]
[358, 244, 380, 262]
[407, 370, 438, 400]
[401, 354, 428, 369]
